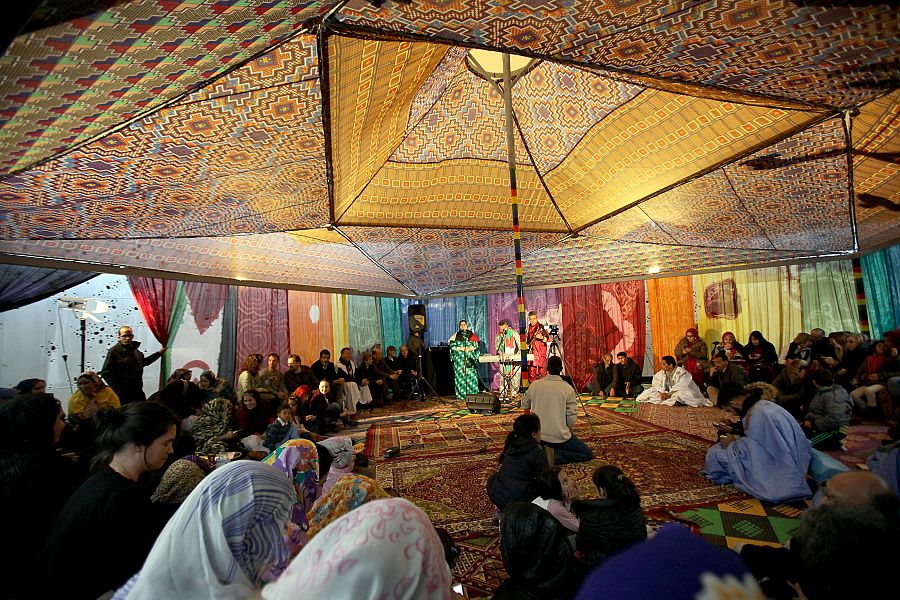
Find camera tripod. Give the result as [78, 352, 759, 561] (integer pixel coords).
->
[548, 330, 561, 358]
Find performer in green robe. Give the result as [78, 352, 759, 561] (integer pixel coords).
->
[449, 320, 481, 400]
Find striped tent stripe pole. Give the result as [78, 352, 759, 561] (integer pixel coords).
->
[502, 53, 529, 393]
[852, 257, 870, 336]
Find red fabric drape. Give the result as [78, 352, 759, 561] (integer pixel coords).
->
[127, 276, 180, 345]
[236, 286, 290, 370]
[184, 281, 227, 335]
[561, 281, 646, 390]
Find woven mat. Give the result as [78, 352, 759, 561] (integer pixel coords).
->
[676, 497, 810, 550]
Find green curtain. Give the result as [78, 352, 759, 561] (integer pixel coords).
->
[380, 297, 404, 352]
[348, 295, 381, 361]
[161, 281, 189, 387]
[861, 245, 900, 340]
[800, 260, 859, 333]
[455, 295, 489, 387]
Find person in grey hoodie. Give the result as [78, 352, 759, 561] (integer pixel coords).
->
[802, 368, 853, 450]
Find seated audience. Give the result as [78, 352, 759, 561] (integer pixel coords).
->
[357, 349, 386, 405]
[784, 332, 813, 364]
[263, 439, 329, 552]
[316, 435, 355, 494]
[192, 397, 238, 454]
[702, 384, 812, 503]
[532, 466, 581, 535]
[114, 461, 295, 600]
[850, 339, 889, 414]
[385, 345, 400, 371]
[261, 498, 453, 600]
[149, 457, 208, 506]
[334, 347, 362, 424]
[236, 354, 265, 403]
[744, 330, 778, 382]
[307, 473, 390, 540]
[311, 348, 341, 385]
[712, 331, 745, 366]
[493, 501, 582, 600]
[829, 333, 866, 388]
[585, 353, 619, 396]
[259, 352, 288, 403]
[265, 403, 299, 452]
[636, 355, 709, 407]
[573, 465, 646, 569]
[674, 327, 708, 387]
[801, 369, 852, 450]
[395, 344, 419, 398]
[67, 371, 121, 420]
[772, 358, 809, 416]
[38, 402, 179, 599]
[284, 354, 317, 393]
[235, 390, 273, 437]
[809, 328, 836, 364]
[522, 356, 593, 464]
[487, 413, 549, 511]
[706, 352, 747, 405]
[574, 525, 762, 600]
[372, 344, 401, 401]
[0, 393, 79, 599]
[14, 377, 46, 395]
[612, 351, 643, 397]
[197, 369, 235, 402]
[149, 378, 203, 424]
[291, 383, 332, 435]
[166, 368, 191, 384]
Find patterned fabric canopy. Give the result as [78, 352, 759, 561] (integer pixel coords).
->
[1, 1, 898, 296]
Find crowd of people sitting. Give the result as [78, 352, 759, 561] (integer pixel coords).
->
[2, 323, 899, 600]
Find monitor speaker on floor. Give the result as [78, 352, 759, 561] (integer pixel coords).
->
[466, 392, 500, 414]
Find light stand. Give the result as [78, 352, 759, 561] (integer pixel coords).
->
[58, 296, 109, 377]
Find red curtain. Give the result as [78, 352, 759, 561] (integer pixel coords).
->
[128, 276, 180, 346]
[184, 281, 227, 335]
[561, 281, 646, 390]
[236, 286, 290, 370]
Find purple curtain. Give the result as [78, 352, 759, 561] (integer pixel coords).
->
[184, 281, 228, 334]
[236, 286, 290, 371]
[0, 264, 97, 312]
[486, 289, 561, 387]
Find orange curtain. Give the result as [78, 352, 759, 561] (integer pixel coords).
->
[647, 276, 696, 371]
[287, 290, 335, 365]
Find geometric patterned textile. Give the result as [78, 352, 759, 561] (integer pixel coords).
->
[677, 498, 810, 551]
[1, 1, 898, 296]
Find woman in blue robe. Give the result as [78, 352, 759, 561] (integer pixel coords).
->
[702, 383, 812, 503]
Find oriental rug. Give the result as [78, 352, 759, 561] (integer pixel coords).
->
[826, 424, 891, 468]
[635, 403, 728, 441]
[676, 497, 810, 551]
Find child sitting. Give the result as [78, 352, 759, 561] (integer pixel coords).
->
[487, 414, 549, 513]
[264, 403, 299, 452]
[532, 466, 581, 535]
[802, 369, 853, 450]
[573, 464, 646, 568]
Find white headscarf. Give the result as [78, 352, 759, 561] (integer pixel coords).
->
[117, 461, 294, 600]
[262, 497, 453, 600]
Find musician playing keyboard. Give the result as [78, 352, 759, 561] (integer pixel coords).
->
[495, 320, 520, 398]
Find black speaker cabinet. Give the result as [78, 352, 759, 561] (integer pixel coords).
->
[408, 303, 427, 332]
[466, 392, 500, 414]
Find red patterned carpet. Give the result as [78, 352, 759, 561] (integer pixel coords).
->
[367, 406, 745, 597]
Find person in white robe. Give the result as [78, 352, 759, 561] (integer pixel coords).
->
[335, 347, 369, 419]
[637, 355, 710, 407]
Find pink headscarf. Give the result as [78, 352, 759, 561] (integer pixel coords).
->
[262, 498, 452, 600]
[78, 371, 107, 389]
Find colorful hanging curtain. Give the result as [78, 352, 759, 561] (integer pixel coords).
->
[348, 295, 381, 360]
[287, 290, 335, 364]
[424, 297, 456, 347]
[236, 286, 290, 371]
[561, 281, 646, 391]
[331, 294, 349, 354]
[694, 266, 802, 357]
[646, 276, 696, 371]
[183, 281, 228, 335]
[799, 260, 859, 334]
[217, 286, 237, 385]
[127, 276, 188, 387]
[0, 265, 97, 312]
[861, 244, 900, 340]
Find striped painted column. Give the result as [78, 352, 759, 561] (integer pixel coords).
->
[852, 257, 870, 336]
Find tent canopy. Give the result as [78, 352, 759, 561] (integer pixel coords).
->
[1, 0, 898, 296]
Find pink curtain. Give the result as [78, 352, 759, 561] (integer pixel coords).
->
[561, 281, 646, 391]
[236, 286, 290, 370]
[184, 281, 227, 334]
[128, 276, 180, 346]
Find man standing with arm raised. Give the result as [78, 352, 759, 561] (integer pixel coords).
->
[100, 326, 165, 404]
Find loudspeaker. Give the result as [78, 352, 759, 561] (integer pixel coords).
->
[466, 392, 500, 414]
[408, 304, 427, 333]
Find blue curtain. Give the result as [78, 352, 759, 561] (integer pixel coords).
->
[861, 245, 900, 340]
[0, 265, 97, 312]
[379, 297, 414, 352]
[455, 295, 490, 386]
[424, 297, 456, 347]
[348, 295, 381, 361]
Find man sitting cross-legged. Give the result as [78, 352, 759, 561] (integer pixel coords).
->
[521, 356, 593, 465]
[636, 355, 710, 407]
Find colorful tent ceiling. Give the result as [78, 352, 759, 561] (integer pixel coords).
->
[1, 0, 898, 297]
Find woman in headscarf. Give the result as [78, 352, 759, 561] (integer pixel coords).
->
[674, 328, 708, 387]
[14, 378, 46, 395]
[493, 501, 581, 600]
[0, 393, 76, 598]
[307, 473, 390, 540]
[113, 461, 294, 600]
[67, 371, 120, 420]
[317, 435, 354, 494]
[192, 397, 238, 454]
[713, 331, 745, 364]
[234, 390, 273, 436]
[150, 457, 208, 506]
[744, 330, 779, 382]
[262, 497, 453, 600]
[197, 369, 236, 403]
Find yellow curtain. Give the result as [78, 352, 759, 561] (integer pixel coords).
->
[287, 290, 335, 365]
[331, 293, 349, 353]
[694, 265, 802, 355]
[647, 276, 696, 371]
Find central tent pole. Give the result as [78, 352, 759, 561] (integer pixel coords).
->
[502, 54, 529, 394]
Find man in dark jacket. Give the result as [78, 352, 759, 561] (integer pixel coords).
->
[613, 352, 643, 397]
[587, 353, 620, 396]
[706, 352, 746, 406]
[100, 326, 165, 403]
[284, 354, 318, 393]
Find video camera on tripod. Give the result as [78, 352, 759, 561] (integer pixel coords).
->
[548, 324, 559, 336]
